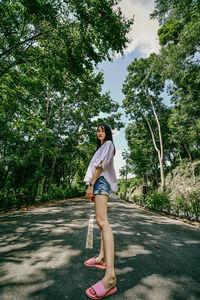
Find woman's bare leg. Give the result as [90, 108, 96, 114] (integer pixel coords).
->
[89, 194, 116, 294]
[95, 230, 105, 265]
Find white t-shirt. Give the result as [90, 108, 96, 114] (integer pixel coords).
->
[84, 140, 117, 192]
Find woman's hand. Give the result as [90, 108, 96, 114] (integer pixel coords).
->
[86, 186, 94, 202]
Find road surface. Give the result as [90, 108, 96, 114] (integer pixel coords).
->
[0, 195, 200, 300]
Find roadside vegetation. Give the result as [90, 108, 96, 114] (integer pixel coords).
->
[118, 174, 200, 222]
[1, 0, 199, 219]
[119, 0, 200, 222]
[0, 0, 133, 212]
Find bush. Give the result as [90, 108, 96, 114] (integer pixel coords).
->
[175, 196, 187, 216]
[189, 191, 200, 221]
[39, 193, 49, 203]
[39, 185, 85, 203]
[132, 195, 144, 205]
[174, 190, 200, 221]
[117, 177, 143, 200]
[175, 195, 191, 219]
[194, 164, 200, 176]
[144, 192, 171, 212]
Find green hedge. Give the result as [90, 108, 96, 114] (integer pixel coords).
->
[39, 185, 85, 203]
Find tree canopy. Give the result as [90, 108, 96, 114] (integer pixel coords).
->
[0, 0, 133, 210]
[121, 0, 200, 192]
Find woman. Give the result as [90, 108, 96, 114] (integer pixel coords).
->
[84, 124, 117, 299]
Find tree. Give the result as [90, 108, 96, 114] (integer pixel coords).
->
[122, 54, 168, 191]
[0, 0, 133, 207]
[0, 0, 133, 79]
[151, 0, 200, 90]
[119, 150, 134, 198]
[151, 0, 200, 165]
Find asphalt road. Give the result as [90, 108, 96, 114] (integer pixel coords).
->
[0, 195, 200, 300]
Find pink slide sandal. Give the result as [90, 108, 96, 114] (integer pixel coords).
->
[84, 257, 106, 270]
[86, 281, 117, 299]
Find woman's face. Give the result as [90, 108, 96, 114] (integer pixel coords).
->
[97, 126, 106, 144]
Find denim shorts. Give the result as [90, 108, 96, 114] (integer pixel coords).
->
[93, 176, 111, 196]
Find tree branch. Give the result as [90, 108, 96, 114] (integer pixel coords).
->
[145, 85, 164, 160]
[0, 27, 56, 59]
[144, 115, 160, 157]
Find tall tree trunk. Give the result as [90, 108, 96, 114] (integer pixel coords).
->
[62, 164, 66, 189]
[124, 158, 128, 199]
[1, 167, 10, 192]
[42, 175, 47, 194]
[49, 107, 63, 186]
[36, 91, 55, 196]
[178, 147, 182, 164]
[145, 86, 165, 192]
[144, 116, 165, 192]
[49, 155, 57, 186]
[184, 143, 196, 184]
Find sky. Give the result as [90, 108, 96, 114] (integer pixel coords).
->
[97, 0, 161, 178]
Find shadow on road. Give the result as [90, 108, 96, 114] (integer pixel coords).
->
[107, 200, 200, 300]
[0, 199, 93, 299]
[0, 197, 200, 300]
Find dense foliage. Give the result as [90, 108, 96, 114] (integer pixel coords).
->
[122, 0, 200, 193]
[0, 0, 133, 211]
[118, 178, 200, 221]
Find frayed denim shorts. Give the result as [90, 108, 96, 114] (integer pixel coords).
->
[93, 176, 111, 196]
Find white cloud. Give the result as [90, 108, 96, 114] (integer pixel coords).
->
[115, 0, 160, 56]
[112, 128, 120, 136]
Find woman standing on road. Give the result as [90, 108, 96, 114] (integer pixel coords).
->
[84, 124, 117, 299]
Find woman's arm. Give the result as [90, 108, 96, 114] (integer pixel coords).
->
[85, 164, 103, 202]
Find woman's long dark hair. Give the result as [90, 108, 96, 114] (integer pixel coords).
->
[96, 124, 116, 155]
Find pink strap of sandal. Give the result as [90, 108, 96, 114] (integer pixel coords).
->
[86, 281, 117, 299]
[84, 257, 106, 269]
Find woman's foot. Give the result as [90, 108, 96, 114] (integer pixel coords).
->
[84, 256, 106, 269]
[88, 275, 117, 296]
[94, 256, 105, 266]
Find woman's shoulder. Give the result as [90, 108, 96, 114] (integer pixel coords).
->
[101, 140, 114, 151]
[105, 140, 112, 144]
[102, 140, 112, 147]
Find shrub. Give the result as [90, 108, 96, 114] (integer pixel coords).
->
[40, 193, 49, 203]
[144, 192, 171, 212]
[188, 191, 200, 221]
[174, 190, 200, 221]
[175, 195, 191, 219]
[175, 196, 186, 216]
[194, 164, 200, 176]
[132, 195, 144, 205]
[49, 185, 65, 201]
[39, 185, 85, 203]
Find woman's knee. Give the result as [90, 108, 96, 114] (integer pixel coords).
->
[96, 217, 109, 229]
